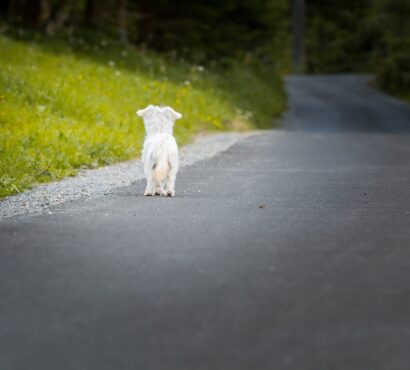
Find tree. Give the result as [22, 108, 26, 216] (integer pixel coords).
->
[84, 0, 96, 25]
[292, 0, 305, 73]
[8, 0, 50, 26]
[116, 0, 127, 42]
[45, 0, 71, 34]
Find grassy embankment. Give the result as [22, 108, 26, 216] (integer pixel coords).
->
[0, 28, 286, 198]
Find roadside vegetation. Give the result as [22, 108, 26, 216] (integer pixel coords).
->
[305, 0, 410, 100]
[0, 0, 289, 198]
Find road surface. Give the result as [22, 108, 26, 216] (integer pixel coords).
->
[1, 75, 410, 370]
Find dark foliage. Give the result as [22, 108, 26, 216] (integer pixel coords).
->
[135, 0, 289, 66]
[305, 0, 410, 96]
[370, 0, 410, 96]
[305, 0, 372, 73]
[0, 0, 290, 70]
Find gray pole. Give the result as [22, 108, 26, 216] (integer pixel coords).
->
[292, 0, 305, 73]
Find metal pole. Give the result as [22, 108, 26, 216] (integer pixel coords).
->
[292, 0, 305, 73]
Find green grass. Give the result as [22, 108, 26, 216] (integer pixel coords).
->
[0, 27, 286, 198]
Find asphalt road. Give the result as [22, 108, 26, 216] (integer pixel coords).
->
[1, 75, 410, 370]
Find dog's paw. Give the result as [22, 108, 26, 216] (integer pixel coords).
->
[144, 191, 153, 196]
[167, 190, 175, 197]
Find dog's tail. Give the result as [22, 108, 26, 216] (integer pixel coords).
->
[153, 156, 169, 183]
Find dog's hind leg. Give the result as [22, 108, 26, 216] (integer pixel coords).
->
[144, 165, 156, 196]
[153, 158, 169, 196]
[165, 164, 178, 197]
[144, 177, 156, 196]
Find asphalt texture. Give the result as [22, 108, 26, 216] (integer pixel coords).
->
[1, 75, 410, 370]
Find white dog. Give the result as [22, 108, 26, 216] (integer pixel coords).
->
[137, 105, 182, 197]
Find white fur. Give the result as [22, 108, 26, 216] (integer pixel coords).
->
[137, 105, 182, 197]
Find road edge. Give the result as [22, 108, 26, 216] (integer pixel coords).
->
[0, 131, 260, 220]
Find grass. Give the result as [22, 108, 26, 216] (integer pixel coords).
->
[0, 26, 286, 199]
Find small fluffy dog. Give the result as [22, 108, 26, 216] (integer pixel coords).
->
[137, 105, 182, 197]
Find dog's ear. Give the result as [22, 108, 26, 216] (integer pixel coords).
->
[164, 107, 182, 121]
[137, 105, 154, 118]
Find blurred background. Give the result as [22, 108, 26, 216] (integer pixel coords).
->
[0, 0, 409, 198]
[2, 0, 409, 91]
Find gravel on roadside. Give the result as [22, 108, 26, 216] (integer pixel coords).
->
[0, 132, 258, 220]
